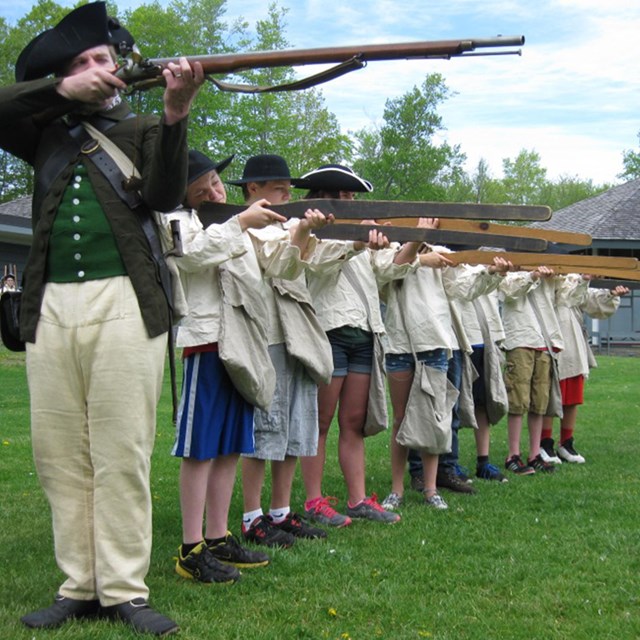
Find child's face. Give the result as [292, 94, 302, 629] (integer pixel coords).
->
[251, 180, 292, 205]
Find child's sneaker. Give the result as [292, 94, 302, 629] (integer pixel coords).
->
[424, 492, 448, 510]
[269, 512, 327, 539]
[304, 496, 352, 527]
[380, 492, 403, 511]
[476, 462, 508, 483]
[242, 515, 295, 548]
[454, 464, 474, 484]
[557, 437, 586, 463]
[207, 532, 270, 568]
[175, 542, 240, 583]
[527, 453, 556, 474]
[346, 495, 401, 523]
[505, 454, 535, 476]
[540, 438, 562, 464]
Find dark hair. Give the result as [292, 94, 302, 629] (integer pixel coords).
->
[304, 189, 340, 200]
[241, 180, 270, 201]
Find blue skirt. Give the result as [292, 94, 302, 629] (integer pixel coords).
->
[172, 350, 255, 459]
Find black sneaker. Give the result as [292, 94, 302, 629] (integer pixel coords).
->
[21, 594, 101, 629]
[476, 462, 508, 483]
[175, 542, 240, 583]
[242, 515, 295, 548]
[528, 453, 556, 474]
[436, 470, 476, 494]
[540, 437, 562, 464]
[505, 454, 535, 476]
[270, 512, 328, 539]
[208, 531, 270, 568]
[102, 598, 179, 636]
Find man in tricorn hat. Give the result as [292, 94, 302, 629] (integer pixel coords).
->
[0, 2, 203, 635]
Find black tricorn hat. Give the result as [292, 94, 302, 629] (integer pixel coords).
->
[188, 150, 235, 185]
[227, 154, 309, 188]
[15, 2, 135, 82]
[301, 164, 373, 193]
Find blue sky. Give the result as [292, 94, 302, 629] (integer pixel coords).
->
[3, 0, 639, 184]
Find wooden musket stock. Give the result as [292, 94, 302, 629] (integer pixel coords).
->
[445, 250, 639, 280]
[115, 35, 525, 91]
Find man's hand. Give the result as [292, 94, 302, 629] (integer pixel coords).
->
[237, 199, 286, 231]
[419, 250, 453, 269]
[296, 208, 334, 232]
[531, 265, 555, 280]
[162, 57, 205, 125]
[611, 285, 630, 297]
[488, 256, 513, 275]
[57, 66, 127, 107]
[353, 219, 390, 251]
[416, 216, 439, 229]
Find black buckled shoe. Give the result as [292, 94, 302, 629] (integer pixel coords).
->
[21, 593, 101, 629]
[102, 598, 179, 636]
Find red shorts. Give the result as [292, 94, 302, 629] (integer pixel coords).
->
[183, 343, 218, 359]
[560, 375, 584, 406]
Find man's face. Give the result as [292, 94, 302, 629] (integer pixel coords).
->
[248, 180, 291, 205]
[64, 45, 116, 76]
[186, 170, 227, 209]
[63, 45, 118, 109]
[3, 277, 15, 289]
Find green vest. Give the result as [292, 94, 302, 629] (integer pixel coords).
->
[46, 163, 127, 282]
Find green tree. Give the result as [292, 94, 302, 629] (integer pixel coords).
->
[501, 149, 547, 205]
[0, 0, 71, 203]
[537, 175, 609, 211]
[123, 0, 238, 157]
[0, 0, 350, 203]
[619, 131, 640, 181]
[223, 2, 351, 193]
[352, 73, 466, 201]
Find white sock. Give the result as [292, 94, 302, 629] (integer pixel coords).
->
[268, 506, 290, 524]
[242, 508, 263, 528]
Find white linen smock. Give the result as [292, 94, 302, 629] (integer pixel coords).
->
[306, 245, 417, 334]
[499, 271, 565, 352]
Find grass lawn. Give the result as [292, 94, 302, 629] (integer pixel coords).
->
[1, 346, 639, 639]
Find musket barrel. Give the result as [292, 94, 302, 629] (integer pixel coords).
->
[145, 36, 525, 73]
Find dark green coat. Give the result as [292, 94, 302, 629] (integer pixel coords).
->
[0, 77, 189, 342]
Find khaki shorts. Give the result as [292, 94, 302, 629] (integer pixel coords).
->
[504, 347, 551, 415]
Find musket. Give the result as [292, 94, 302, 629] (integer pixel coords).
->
[588, 278, 640, 289]
[198, 199, 550, 224]
[364, 218, 592, 248]
[444, 250, 639, 277]
[196, 204, 546, 252]
[312, 223, 546, 252]
[114, 35, 525, 93]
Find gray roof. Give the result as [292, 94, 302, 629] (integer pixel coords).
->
[0, 195, 32, 220]
[530, 179, 640, 241]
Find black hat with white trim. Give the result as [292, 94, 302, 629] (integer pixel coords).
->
[300, 164, 373, 193]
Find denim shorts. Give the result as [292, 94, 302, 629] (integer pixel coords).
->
[326, 326, 373, 377]
[385, 348, 448, 373]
